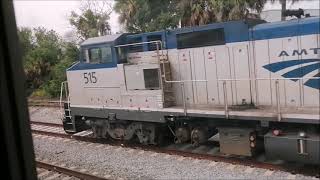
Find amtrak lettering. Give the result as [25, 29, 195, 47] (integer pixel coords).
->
[278, 48, 320, 57]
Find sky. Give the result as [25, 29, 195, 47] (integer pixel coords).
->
[13, 0, 120, 37]
[13, 0, 320, 38]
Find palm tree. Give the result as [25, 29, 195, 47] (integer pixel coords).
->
[177, 0, 268, 26]
[114, 0, 292, 32]
[211, 0, 267, 22]
[271, 0, 300, 21]
[114, 0, 139, 32]
[177, 0, 215, 26]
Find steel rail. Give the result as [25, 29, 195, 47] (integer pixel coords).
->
[32, 129, 72, 139]
[30, 121, 63, 128]
[31, 122, 319, 178]
[36, 161, 108, 180]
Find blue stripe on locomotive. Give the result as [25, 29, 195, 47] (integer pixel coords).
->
[67, 17, 320, 72]
[251, 17, 320, 40]
[165, 20, 250, 49]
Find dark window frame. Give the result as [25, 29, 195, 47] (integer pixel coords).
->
[88, 46, 113, 64]
[128, 37, 143, 53]
[143, 68, 160, 89]
[177, 28, 226, 49]
[147, 35, 162, 51]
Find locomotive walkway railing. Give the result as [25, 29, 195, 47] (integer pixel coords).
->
[59, 81, 70, 119]
[218, 77, 320, 121]
[154, 41, 208, 116]
[115, 41, 208, 116]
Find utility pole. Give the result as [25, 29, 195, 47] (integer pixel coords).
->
[281, 0, 287, 21]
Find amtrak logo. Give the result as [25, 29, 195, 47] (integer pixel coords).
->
[278, 48, 320, 57]
[263, 59, 320, 90]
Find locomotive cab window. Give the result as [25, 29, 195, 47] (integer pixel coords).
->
[143, 68, 160, 89]
[147, 35, 162, 51]
[128, 37, 143, 53]
[88, 46, 112, 64]
[177, 28, 225, 49]
[81, 48, 89, 63]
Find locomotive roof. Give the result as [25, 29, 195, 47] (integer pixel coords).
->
[251, 17, 320, 40]
[81, 33, 124, 46]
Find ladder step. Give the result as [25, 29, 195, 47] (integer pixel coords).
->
[65, 130, 76, 133]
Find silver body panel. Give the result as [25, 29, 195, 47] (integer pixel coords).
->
[67, 33, 320, 123]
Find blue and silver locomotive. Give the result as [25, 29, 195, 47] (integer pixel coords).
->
[61, 17, 320, 164]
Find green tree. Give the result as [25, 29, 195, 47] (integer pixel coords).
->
[69, 0, 112, 40]
[43, 42, 79, 97]
[17, 27, 79, 97]
[115, 0, 269, 32]
[19, 27, 62, 90]
[114, 0, 180, 32]
[17, 27, 34, 57]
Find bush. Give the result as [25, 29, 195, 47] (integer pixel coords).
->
[18, 27, 79, 98]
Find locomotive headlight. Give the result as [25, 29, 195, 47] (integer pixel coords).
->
[298, 131, 307, 138]
[249, 135, 255, 141]
[272, 129, 282, 136]
[250, 142, 256, 148]
[85, 120, 91, 126]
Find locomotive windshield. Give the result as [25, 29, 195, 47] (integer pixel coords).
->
[87, 46, 112, 64]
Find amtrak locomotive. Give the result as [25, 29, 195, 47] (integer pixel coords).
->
[61, 17, 320, 164]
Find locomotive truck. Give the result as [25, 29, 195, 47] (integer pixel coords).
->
[60, 17, 320, 164]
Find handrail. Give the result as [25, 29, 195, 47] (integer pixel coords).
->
[218, 77, 320, 81]
[59, 81, 68, 119]
[114, 40, 162, 48]
[154, 41, 207, 115]
[218, 77, 320, 120]
[66, 61, 80, 71]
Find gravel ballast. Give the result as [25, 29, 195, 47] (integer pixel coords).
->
[32, 135, 315, 180]
[30, 107, 317, 179]
[29, 106, 62, 124]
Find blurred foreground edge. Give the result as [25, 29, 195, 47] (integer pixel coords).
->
[0, 0, 37, 179]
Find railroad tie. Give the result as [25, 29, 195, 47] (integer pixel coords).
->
[61, 176, 72, 180]
[86, 143, 95, 147]
[244, 167, 255, 174]
[63, 139, 71, 143]
[137, 150, 145, 155]
[192, 159, 200, 164]
[287, 174, 296, 179]
[208, 161, 217, 167]
[95, 144, 104, 148]
[127, 149, 135, 154]
[43, 173, 61, 180]
[104, 145, 112, 150]
[92, 172, 99, 175]
[115, 147, 123, 152]
[226, 164, 235, 170]
[79, 168, 87, 172]
[150, 153, 158, 157]
[263, 170, 274, 176]
[104, 174, 112, 179]
[37, 170, 50, 178]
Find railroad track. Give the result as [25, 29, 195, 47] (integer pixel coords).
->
[31, 121, 320, 178]
[36, 160, 109, 180]
[28, 100, 62, 107]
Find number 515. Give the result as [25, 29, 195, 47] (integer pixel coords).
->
[83, 72, 97, 84]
